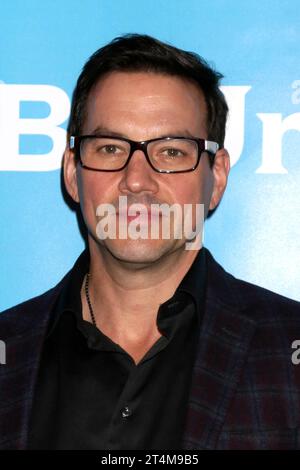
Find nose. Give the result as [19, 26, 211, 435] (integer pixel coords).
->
[118, 149, 159, 194]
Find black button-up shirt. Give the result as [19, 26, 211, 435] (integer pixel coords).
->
[28, 248, 207, 450]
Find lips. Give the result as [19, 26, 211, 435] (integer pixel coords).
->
[116, 209, 162, 223]
[117, 211, 161, 218]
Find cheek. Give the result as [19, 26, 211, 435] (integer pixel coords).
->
[191, 159, 214, 206]
[170, 175, 205, 206]
[77, 172, 119, 219]
[169, 168, 214, 222]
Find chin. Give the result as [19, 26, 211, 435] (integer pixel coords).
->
[100, 238, 180, 266]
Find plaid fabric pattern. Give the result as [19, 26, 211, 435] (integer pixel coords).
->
[1, 249, 300, 450]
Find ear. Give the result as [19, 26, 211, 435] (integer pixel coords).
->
[63, 145, 80, 203]
[209, 148, 230, 211]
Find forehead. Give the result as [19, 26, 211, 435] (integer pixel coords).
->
[83, 71, 207, 137]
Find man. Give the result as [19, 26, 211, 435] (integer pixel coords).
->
[1, 34, 300, 450]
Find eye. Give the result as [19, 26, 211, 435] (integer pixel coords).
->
[101, 145, 120, 154]
[161, 147, 185, 158]
[94, 144, 128, 157]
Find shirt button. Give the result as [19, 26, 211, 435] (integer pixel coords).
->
[121, 406, 132, 418]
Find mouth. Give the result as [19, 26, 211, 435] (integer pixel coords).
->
[116, 209, 162, 223]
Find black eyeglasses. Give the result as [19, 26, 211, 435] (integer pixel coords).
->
[69, 135, 219, 174]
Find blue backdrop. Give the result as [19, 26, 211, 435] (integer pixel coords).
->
[1, 0, 300, 311]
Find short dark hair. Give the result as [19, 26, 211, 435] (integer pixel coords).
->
[68, 34, 228, 148]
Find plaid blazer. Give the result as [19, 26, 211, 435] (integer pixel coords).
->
[1, 248, 300, 450]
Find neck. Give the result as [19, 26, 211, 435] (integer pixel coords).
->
[81, 237, 199, 352]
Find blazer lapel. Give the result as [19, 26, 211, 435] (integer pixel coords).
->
[182, 250, 257, 449]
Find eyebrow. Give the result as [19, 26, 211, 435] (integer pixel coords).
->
[90, 126, 129, 138]
[89, 126, 199, 139]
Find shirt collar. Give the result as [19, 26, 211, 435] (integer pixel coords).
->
[176, 247, 207, 313]
[46, 249, 90, 338]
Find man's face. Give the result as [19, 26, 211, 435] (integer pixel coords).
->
[65, 71, 229, 264]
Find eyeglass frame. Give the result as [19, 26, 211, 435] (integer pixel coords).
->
[69, 134, 219, 174]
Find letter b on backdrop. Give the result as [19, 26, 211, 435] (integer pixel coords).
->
[0, 84, 70, 172]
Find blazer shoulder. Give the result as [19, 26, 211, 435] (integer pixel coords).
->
[234, 271, 299, 311]
[0, 270, 71, 339]
[205, 248, 300, 321]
